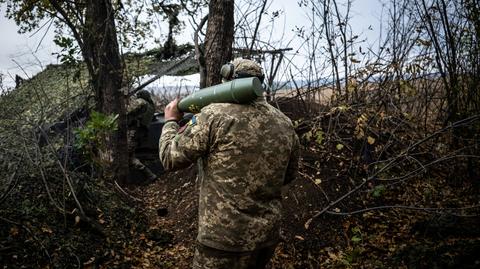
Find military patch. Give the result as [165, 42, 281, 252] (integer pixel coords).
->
[189, 115, 197, 126]
[178, 115, 197, 134]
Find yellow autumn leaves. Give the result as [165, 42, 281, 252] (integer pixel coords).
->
[354, 113, 375, 144]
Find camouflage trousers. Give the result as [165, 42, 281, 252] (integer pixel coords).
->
[192, 243, 277, 269]
[128, 129, 156, 181]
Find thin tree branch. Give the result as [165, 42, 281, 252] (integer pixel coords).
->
[195, 14, 209, 88]
[0, 154, 23, 206]
[305, 114, 480, 229]
[325, 204, 480, 217]
[248, 0, 268, 57]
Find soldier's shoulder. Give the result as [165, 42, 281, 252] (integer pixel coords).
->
[127, 97, 146, 110]
[264, 103, 294, 125]
[201, 103, 243, 115]
[129, 97, 146, 105]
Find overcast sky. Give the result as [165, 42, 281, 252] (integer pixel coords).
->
[0, 0, 383, 88]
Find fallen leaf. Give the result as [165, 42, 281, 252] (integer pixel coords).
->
[9, 227, 19, 237]
[83, 257, 95, 266]
[295, 235, 305, 241]
[41, 226, 53, 234]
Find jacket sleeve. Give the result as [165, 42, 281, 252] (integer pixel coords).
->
[159, 112, 211, 171]
[284, 133, 300, 185]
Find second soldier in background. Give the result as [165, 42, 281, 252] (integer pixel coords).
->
[127, 90, 157, 182]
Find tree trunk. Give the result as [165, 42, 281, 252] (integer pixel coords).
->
[204, 0, 234, 87]
[84, 0, 129, 183]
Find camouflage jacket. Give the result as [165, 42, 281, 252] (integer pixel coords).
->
[159, 99, 300, 252]
[127, 97, 154, 128]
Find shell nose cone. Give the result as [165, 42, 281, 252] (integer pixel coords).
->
[251, 77, 264, 96]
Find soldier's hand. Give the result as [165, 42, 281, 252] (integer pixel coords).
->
[165, 97, 183, 122]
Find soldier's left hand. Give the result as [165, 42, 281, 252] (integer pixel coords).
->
[165, 97, 183, 122]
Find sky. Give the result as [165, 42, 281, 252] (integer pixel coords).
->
[0, 10, 57, 87]
[0, 0, 384, 89]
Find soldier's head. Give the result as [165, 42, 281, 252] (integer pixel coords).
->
[220, 58, 264, 83]
[136, 90, 154, 105]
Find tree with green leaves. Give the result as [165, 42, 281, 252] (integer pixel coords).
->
[1, 0, 129, 181]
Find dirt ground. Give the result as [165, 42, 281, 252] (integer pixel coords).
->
[125, 98, 480, 269]
[130, 159, 480, 268]
[130, 165, 336, 269]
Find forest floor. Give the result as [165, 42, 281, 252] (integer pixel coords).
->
[124, 160, 480, 269]
[1, 98, 480, 269]
[121, 99, 480, 268]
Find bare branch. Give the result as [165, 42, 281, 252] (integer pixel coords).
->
[325, 204, 480, 217]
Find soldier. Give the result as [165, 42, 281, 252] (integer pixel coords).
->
[159, 58, 300, 269]
[128, 90, 157, 182]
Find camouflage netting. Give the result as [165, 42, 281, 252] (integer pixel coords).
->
[0, 49, 195, 268]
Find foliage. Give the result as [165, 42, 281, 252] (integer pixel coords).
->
[0, 166, 150, 268]
[53, 36, 80, 66]
[75, 111, 118, 168]
[371, 184, 386, 198]
[0, 64, 90, 124]
[0, 47, 196, 268]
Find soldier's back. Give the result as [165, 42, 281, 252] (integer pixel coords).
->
[197, 99, 297, 251]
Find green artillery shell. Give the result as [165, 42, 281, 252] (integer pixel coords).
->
[177, 77, 264, 113]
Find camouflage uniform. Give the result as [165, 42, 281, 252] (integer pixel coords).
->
[192, 243, 277, 269]
[160, 96, 300, 265]
[128, 90, 156, 181]
[231, 58, 264, 78]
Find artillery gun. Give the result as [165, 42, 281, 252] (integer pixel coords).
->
[38, 77, 264, 181]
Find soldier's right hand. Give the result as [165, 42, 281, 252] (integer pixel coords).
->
[165, 97, 183, 122]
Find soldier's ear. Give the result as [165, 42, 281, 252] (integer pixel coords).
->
[220, 63, 235, 81]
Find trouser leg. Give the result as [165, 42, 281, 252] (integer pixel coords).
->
[131, 157, 157, 181]
[128, 129, 156, 181]
[248, 244, 277, 269]
[192, 243, 277, 269]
